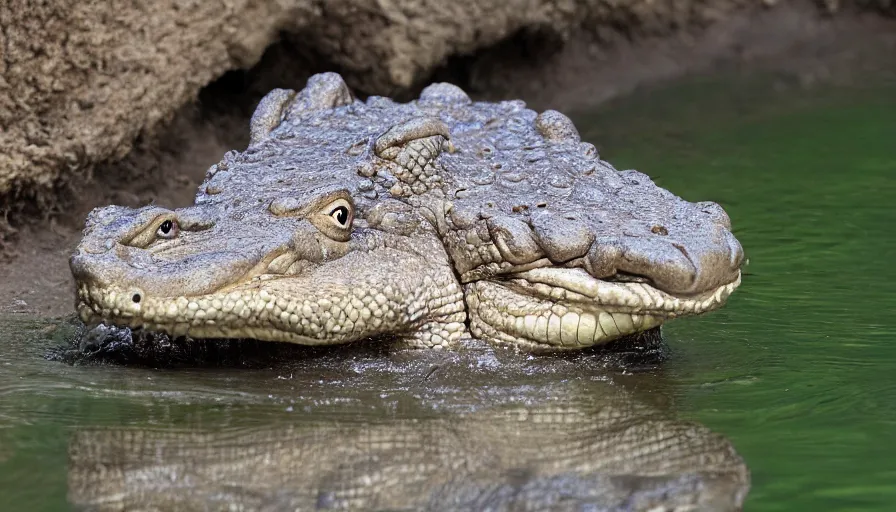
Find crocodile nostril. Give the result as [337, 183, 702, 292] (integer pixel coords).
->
[131, 293, 142, 304]
[696, 201, 732, 230]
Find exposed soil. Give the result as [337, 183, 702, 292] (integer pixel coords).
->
[0, 2, 893, 318]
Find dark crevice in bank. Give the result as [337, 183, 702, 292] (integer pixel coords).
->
[418, 26, 567, 101]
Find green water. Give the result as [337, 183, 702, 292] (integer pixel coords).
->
[1, 76, 894, 510]
[576, 77, 896, 510]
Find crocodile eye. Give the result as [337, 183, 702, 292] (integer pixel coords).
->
[324, 199, 353, 230]
[309, 195, 353, 242]
[156, 219, 178, 239]
[330, 206, 350, 226]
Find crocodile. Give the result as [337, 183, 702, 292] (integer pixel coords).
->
[70, 72, 743, 352]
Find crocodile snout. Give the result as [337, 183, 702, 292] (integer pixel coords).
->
[71, 244, 266, 299]
[586, 217, 744, 297]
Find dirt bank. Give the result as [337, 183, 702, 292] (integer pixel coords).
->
[0, 1, 894, 317]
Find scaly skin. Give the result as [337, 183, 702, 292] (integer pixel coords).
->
[70, 72, 744, 351]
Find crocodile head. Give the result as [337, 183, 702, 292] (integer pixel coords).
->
[71, 73, 743, 351]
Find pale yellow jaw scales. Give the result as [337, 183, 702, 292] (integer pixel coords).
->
[76, 270, 470, 349]
[465, 267, 741, 351]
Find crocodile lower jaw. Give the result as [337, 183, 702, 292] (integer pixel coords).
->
[463, 268, 741, 351]
[75, 272, 467, 348]
[75, 282, 382, 346]
[507, 267, 741, 317]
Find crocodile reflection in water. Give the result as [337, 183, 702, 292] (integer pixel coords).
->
[67, 382, 749, 510]
[70, 72, 743, 352]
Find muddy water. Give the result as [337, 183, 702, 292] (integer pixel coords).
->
[1, 75, 894, 510]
